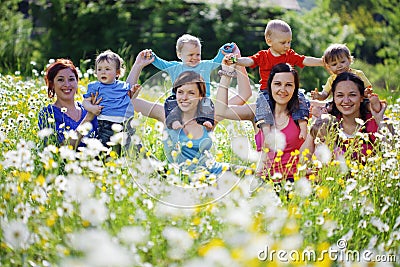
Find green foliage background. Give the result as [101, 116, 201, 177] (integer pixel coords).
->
[1, 0, 399, 91]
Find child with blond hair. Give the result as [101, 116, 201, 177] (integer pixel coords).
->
[142, 34, 251, 130]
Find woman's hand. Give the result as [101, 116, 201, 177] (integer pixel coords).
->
[221, 54, 237, 72]
[128, 84, 142, 99]
[88, 92, 103, 117]
[371, 100, 387, 125]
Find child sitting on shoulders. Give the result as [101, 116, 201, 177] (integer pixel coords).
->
[233, 19, 324, 146]
[311, 43, 381, 114]
[141, 34, 250, 130]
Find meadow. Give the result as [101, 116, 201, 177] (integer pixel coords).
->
[0, 64, 399, 266]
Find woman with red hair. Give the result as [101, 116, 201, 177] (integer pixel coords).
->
[38, 59, 99, 148]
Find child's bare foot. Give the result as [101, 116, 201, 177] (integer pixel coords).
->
[172, 121, 183, 130]
[368, 93, 382, 113]
[298, 120, 308, 140]
[299, 126, 308, 140]
[261, 124, 272, 149]
[203, 121, 213, 131]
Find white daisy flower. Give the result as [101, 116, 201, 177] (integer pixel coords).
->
[38, 128, 54, 139]
[80, 198, 108, 226]
[294, 177, 312, 198]
[111, 123, 123, 132]
[3, 220, 30, 250]
[265, 128, 286, 151]
[355, 118, 364, 125]
[118, 226, 149, 245]
[162, 226, 193, 260]
[314, 143, 332, 164]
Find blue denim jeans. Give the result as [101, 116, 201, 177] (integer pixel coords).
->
[98, 118, 137, 155]
[164, 95, 214, 128]
[255, 90, 310, 127]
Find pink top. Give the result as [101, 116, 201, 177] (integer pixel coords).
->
[249, 49, 305, 89]
[255, 116, 304, 180]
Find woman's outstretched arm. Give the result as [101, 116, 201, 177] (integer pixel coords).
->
[215, 56, 255, 122]
[127, 50, 165, 123]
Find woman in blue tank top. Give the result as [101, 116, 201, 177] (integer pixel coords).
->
[128, 52, 233, 175]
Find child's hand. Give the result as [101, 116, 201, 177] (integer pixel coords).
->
[222, 54, 237, 67]
[171, 121, 183, 130]
[310, 88, 320, 100]
[86, 93, 104, 116]
[128, 84, 142, 99]
[90, 92, 103, 105]
[203, 121, 213, 131]
[221, 42, 236, 55]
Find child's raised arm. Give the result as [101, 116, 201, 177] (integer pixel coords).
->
[235, 56, 255, 67]
[303, 56, 324, 67]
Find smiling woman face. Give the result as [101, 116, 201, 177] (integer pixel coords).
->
[270, 72, 295, 106]
[53, 68, 78, 102]
[176, 82, 202, 113]
[333, 80, 363, 118]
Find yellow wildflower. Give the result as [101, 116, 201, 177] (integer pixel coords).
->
[36, 175, 45, 186]
[186, 140, 193, 148]
[198, 238, 225, 256]
[192, 217, 201, 225]
[316, 185, 329, 199]
[110, 150, 118, 159]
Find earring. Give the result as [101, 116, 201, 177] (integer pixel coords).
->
[48, 87, 55, 98]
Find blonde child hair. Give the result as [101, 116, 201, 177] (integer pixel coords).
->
[176, 34, 201, 54]
[264, 19, 292, 38]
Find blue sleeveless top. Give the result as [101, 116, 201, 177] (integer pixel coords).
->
[163, 126, 224, 174]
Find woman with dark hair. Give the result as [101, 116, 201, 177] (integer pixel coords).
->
[306, 72, 389, 158]
[329, 72, 387, 155]
[216, 60, 308, 182]
[38, 59, 99, 148]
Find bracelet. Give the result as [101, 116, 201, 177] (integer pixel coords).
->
[218, 69, 237, 78]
